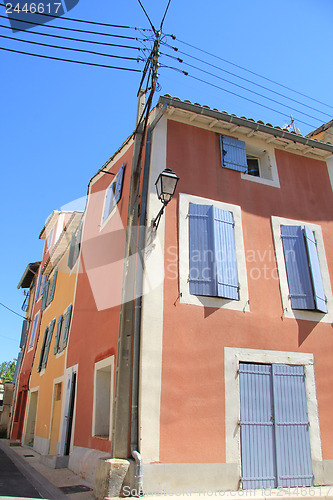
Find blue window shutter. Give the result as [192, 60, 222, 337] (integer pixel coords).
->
[188, 204, 216, 296]
[42, 319, 56, 369]
[220, 136, 248, 173]
[12, 351, 22, 385]
[48, 269, 58, 305]
[41, 280, 49, 311]
[281, 225, 315, 310]
[20, 319, 28, 348]
[272, 364, 313, 487]
[73, 221, 83, 265]
[213, 207, 239, 300]
[63, 304, 73, 348]
[68, 233, 76, 269]
[114, 163, 126, 205]
[239, 363, 276, 489]
[38, 327, 48, 372]
[35, 273, 42, 302]
[304, 226, 327, 313]
[54, 315, 63, 354]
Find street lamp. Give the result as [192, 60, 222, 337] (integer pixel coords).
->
[152, 168, 179, 230]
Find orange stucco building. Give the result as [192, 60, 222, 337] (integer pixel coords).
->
[11, 96, 333, 494]
[12, 211, 82, 463]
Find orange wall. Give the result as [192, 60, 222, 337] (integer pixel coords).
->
[159, 120, 333, 463]
[29, 247, 77, 440]
[66, 146, 133, 453]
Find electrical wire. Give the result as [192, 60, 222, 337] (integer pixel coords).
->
[171, 35, 333, 112]
[162, 65, 317, 129]
[0, 32, 143, 61]
[0, 14, 139, 40]
[0, 22, 142, 50]
[0, 45, 142, 71]
[0, 301, 28, 320]
[160, 0, 172, 30]
[161, 42, 332, 120]
[0, 1, 143, 30]
[161, 52, 324, 124]
[137, 0, 156, 33]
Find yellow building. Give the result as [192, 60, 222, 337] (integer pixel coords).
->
[23, 211, 82, 463]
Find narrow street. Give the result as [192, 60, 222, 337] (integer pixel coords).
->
[0, 447, 42, 498]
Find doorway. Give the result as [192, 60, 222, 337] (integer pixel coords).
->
[24, 391, 38, 447]
[239, 363, 313, 489]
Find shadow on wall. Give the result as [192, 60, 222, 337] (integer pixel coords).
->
[296, 318, 323, 347]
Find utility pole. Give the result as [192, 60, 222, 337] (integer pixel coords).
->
[111, 30, 161, 459]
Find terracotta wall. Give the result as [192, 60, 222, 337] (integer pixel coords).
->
[159, 120, 333, 462]
[66, 146, 134, 453]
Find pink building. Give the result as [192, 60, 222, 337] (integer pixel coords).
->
[64, 95, 333, 494]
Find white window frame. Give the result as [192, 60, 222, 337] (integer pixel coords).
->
[28, 312, 40, 351]
[101, 179, 117, 229]
[237, 135, 280, 188]
[92, 356, 114, 439]
[224, 347, 322, 470]
[46, 227, 54, 251]
[179, 193, 249, 312]
[271, 216, 333, 323]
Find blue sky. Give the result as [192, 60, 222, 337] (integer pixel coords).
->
[1, 0, 332, 364]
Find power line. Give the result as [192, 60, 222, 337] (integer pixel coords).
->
[0, 45, 142, 71]
[161, 52, 324, 124]
[0, 1, 142, 30]
[162, 65, 316, 129]
[0, 32, 143, 61]
[0, 22, 142, 50]
[171, 35, 333, 112]
[161, 42, 332, 120]
[0, 301, 27, 321]
[160, 0, 172, 30]
[137, 0, 156, 33]
[0, 14, 139, 40]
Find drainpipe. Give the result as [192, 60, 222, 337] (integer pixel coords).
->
[130, 102, 168, 494]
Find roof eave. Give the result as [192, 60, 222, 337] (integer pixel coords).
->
[159, 96, 333, 155]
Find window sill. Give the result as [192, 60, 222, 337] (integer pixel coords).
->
[241, 172, 280, 188]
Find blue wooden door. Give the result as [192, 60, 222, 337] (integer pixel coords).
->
[239, 363, 277, 489]
[239, 363, 313, 489]
[272, 364, 313, 487]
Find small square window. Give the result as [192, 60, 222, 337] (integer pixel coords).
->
[246, 156, 260, 177]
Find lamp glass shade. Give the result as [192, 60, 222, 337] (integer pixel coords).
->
[155, 168, 179, 204]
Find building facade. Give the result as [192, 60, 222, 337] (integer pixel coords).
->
[11, 96, 333, 493]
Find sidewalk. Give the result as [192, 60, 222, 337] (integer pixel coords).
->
[0, 439, 95, 500]
[1, 439, 333, 500]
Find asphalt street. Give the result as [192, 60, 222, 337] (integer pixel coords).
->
[0, 447, 43, 498]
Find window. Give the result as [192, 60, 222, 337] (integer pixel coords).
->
[41, 269, 58, 311]
[272, 216, 333, 322]
[220, 135, 280, 187]
[35, 272, 42, 302]
[54, 304, 73, 354]
[101, 163, 126, 226]
[281, 225, 327, 312]
[28, 312, 40, 350]
[188, 203, 239, 300]
[179, 194, 249, 311]
[92, 356, 114, 439]
[46, 227, 54, 251]
[37, 319, 56, 372]
[68, 221, 83, 270]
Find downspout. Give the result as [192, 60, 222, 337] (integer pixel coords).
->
[130, 102, 168, 494]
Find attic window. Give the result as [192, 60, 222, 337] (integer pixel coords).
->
[246, 156, 260, 177]
[220, 134, 280, 188]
